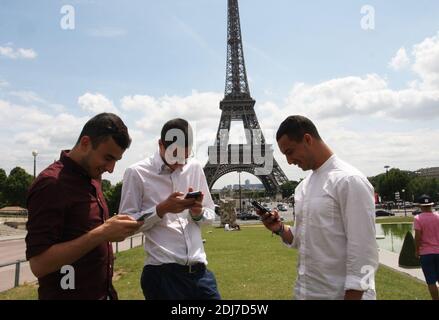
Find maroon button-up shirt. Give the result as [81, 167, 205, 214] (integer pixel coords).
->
[26, 151, 118, 300]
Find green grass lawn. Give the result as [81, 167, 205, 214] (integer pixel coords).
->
[0, 224, 431, 300]
[376, 216, 414, 224]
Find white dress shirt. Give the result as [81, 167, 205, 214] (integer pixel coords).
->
[288, 155, 378, 300]
[119, 151, 216, 266]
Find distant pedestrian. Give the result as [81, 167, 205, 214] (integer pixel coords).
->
[414, 194, 439, 300]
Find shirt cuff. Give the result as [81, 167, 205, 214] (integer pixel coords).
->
[148, 206, 162, 221]
[138, 207, 162, 232]
[190, 208, 205, 221]
[345, 275, 369, 292]
[280, 225, 295, 248]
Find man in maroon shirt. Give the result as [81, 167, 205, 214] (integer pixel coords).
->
[26, 113, 143, 300]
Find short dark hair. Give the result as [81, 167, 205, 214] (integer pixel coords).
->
[160, 118, 193, 149]
[76, 113, 131, 150]
[276, 115, 322, 142]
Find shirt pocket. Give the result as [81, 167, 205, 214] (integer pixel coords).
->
[308, 196, 338, 228]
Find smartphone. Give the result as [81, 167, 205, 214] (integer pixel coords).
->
[251, 201, 269, 215]
[136, 211, 153, 221]
[185, 191, 202, 199]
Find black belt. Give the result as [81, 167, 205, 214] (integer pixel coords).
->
[162, 263, 206, 274]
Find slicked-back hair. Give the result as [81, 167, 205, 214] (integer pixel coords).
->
[76, 113, 131, 150]
[160, 118, 193, 149]
[276, 115, 322, 142]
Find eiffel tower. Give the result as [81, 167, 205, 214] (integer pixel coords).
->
[203, 0, 289, 195]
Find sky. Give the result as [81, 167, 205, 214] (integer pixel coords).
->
[1, 0, 439, 188]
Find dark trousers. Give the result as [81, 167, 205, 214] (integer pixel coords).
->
[420, 254, 439, 285]
[141, 263, 221, 300]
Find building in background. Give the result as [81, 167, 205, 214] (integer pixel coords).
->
[415, 167, 439, 179]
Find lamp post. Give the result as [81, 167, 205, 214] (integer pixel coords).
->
[384, 165, 390, 209]
[402, 189, 407, 217]
[32, 150, 38, 179]
[238, 171, 242, 215]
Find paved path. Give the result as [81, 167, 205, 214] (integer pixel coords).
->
[0, 234, 145, 293]
[378, 248, 425, 282]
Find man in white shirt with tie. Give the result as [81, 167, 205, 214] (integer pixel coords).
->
[119, 118, 221, 300]
[260, 115, 378, 300]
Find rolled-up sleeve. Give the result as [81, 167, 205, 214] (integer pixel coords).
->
[280, 224, 297, 249]
[119, 167, 160, 232]
[192, 165, 216, 226]
[337, 175, 379, 292]
[25, 178, 65, 260]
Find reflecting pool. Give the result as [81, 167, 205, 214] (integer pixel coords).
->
[375, 223, 413, 254]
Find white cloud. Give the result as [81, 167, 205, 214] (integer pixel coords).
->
[0, 99, 90, 176]
[120, 95, 159, 111]
[9, 91, 46, 104]
[412, 31, 439, 89]
[0, 46, 37, 59]
[78, 92, 119, 114]
[127, 91, 222, 134]
[389, 47, 410, 71]
[258, 74, 439, 122]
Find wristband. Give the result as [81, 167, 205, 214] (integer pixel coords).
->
[190, 209, 204, 221]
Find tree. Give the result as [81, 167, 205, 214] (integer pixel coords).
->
[0, 168, 7, 207]
[280, 181, 299, 199]
[369, 168, 439, 203]
[104, 182, 123, 217]
[398, 232, 420, 268]
[3, 167, 33, 207]
[407, 177, 439, 202]
[376, 169, 413, 201]
[101, 179, 112, 194]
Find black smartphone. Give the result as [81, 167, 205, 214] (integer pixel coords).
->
[185, 191, 202, 199]
[136, 212, 153, 221]
[251, 201, 269, 214]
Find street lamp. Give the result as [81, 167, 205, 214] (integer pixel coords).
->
[32, 150, 38, 179]
[384, 165, 391, 209]
[238, 171, 242, 215]
[402, 189, 407, 217]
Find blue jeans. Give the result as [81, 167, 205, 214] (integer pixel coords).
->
[141, 264, 221, 300]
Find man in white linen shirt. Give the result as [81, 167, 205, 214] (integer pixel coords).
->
[119, 118, 221, 300]
[259, 115, 378, 300]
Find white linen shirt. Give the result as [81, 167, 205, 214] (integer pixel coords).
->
[289, 155, 378, 300]
[119, 151, 216, 266]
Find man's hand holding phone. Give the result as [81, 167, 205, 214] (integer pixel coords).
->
[100, 214, 144, 242]
[156, 191, 197, 218]
[252, 201, 282, 233]
[186, 188, 204, 218]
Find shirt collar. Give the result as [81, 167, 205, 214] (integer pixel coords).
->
[313, 154, 337, 174]
[152, 150, 180, 175]
[60, 150, 91, 180]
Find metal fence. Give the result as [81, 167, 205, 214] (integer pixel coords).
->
[0, 259, 27, 288]
[0, 233, 145, 291]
